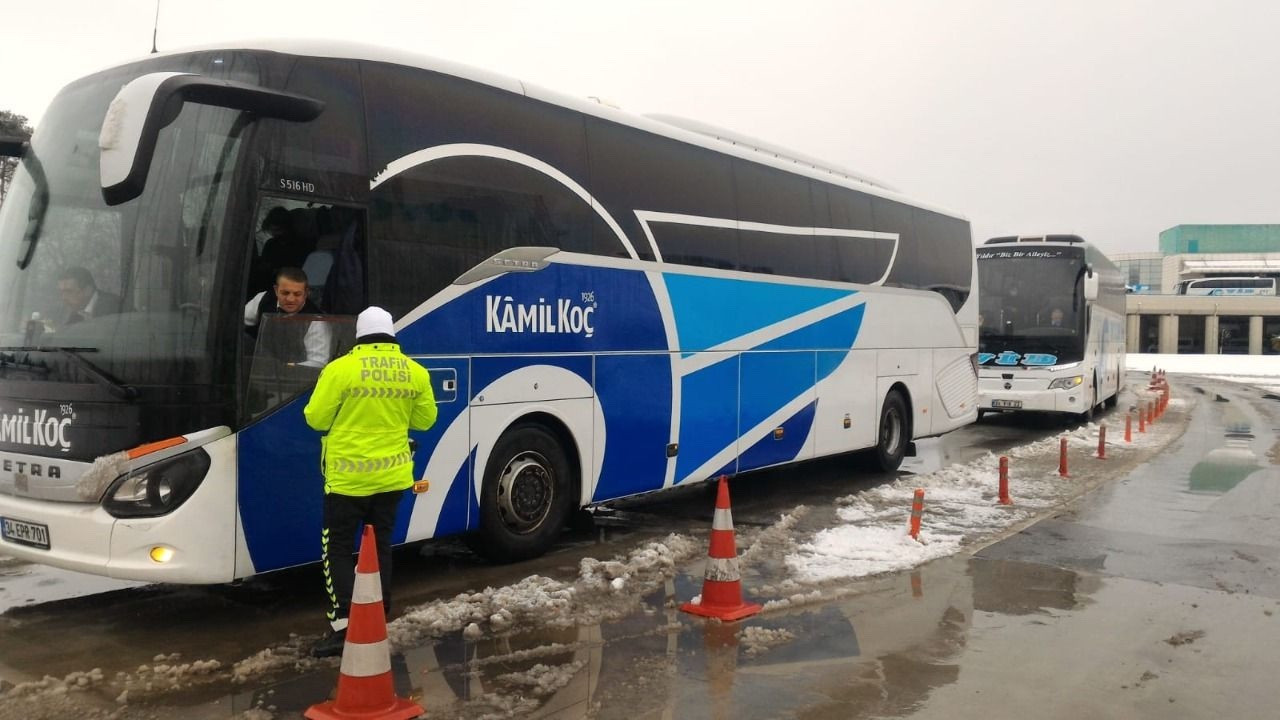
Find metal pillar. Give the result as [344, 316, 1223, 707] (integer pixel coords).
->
[1250, 316, 1264, 355]
[1126, 314, 1141, 353]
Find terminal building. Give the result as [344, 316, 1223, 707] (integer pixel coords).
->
[1113, 225, 1280, 355]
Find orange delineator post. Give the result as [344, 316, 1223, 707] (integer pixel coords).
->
[1124, 413, 1132, 443]
[1097, 424, 1107, 459]
[305, 525, 424, 720]
[1058, 437, 1069, 478]
[1138, 405, 1146, 433]
[997, 457, 1012, 505]
[681, 476, 761, 622]
[909, 488, 926, 538]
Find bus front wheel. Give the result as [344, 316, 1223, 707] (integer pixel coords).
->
[467, 424, 574, 563]
[874, 391, 910, 472]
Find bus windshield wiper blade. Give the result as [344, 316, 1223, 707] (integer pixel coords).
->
[0, 346, 138, 401]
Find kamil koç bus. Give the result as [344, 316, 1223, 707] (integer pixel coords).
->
[976, 235, 1126, 421]
[0, 41, 978, 582]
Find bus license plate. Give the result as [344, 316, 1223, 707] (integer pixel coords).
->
[1, 516, 50, 550]
[992, 399, 1022, 409]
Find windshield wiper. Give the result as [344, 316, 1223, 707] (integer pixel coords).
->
[0, 346, 138, 400]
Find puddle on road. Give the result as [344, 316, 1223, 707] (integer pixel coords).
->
[132, 551, 1109, 720]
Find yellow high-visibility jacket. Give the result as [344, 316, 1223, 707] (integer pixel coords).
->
[303, 342, 437, 496]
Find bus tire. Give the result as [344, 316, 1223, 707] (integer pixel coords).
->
[874, 391, 910, 472]
[1079, 383, 1096, 423]
[466, 424, 574, 563]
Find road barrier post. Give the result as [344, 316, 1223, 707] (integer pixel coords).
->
[998, 456, 1012, 505]
[1058, 438, 1069, 478]
[909, 488, 926, 539]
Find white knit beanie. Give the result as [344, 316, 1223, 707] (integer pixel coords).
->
[356, 306, 395, 338]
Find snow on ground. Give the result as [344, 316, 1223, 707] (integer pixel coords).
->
[1127, 352, 1280, 393]
[785, 387, 1179, 586]
[385, 534, 698, 650]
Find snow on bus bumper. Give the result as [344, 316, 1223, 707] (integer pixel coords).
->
[0, 432, 239, 583]
[978, 377, 1086, 414]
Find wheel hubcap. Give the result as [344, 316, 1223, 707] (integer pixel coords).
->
[882, 408, 902, 455]
[496, 451, 554, 534]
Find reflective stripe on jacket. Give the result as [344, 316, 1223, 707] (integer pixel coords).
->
[303, 342, 437, 496]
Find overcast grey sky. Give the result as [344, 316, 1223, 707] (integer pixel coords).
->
[3, 0, 1277, 254]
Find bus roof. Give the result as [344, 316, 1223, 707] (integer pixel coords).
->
[113, 38, 967, 222]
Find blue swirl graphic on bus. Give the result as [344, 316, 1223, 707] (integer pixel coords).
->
[978, 351, 1058, 367]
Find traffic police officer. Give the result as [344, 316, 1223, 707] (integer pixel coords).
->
[303, 306, 436, 657]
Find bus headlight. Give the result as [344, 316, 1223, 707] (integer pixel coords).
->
[1048, 375, 1084, 390]
[103, 448, 211, 518]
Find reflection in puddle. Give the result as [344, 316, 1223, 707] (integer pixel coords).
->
[970, 557, 1100, 615]
[1188, 406, 1263, 495]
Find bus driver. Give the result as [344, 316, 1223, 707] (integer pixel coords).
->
[244, 266, 330, 367]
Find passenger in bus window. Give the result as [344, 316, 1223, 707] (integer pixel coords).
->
[244, 266, 330, 367]
[1049, 308, 1065, 328]
[58, 266, 121, 327]
[250, 206, 317, 296]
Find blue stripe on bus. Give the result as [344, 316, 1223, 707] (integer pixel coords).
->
[238, 398, 325, 571]
[737, 400, 817, 471]
[433, 449, 473, 537]
[594, 353, 673, 500]
[470, 354, 594, 400]
[397, 263, 667, 355]
[756, 303, 865, 356]
[675, 355, 740, 482]
[662, 274, 854, 353]
[739, 351, 815, 436]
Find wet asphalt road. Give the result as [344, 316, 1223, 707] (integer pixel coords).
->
[1, 372, 1275, 718]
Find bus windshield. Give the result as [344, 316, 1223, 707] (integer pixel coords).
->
[0, 62, 246, 390]
[977, 248, 1086, 364]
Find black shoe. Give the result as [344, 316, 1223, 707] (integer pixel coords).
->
[312, 629, 347, 658]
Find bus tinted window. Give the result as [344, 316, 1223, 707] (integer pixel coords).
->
[369, 156, 592, 318]
[873, 198, 919, 290]
[585, 118, 738, 262]
[267, 58, 367, 201]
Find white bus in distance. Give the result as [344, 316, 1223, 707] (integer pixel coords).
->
[1174, 277, 1276, 296]
[976, 235, 1126, 421]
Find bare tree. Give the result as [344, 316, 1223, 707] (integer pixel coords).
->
[1, 110, 34, 207]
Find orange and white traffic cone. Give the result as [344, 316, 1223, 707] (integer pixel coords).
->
[306, 525, 424, 720]
[681, 476, 761, 622]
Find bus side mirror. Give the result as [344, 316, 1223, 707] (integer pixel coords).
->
[1083, 268, 1099, 301]
[99, 72, 325, 206]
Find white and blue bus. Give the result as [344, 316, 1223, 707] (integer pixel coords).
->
[0, 41, 978, 582]
[976, 236, 1126, 421]
[1174, 276, 1276, 296]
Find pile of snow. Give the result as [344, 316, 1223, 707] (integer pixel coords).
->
[1127, 352, 1280, 393]
[741, 627, 796, 658]
[786, 413, 1175, 585]
[495, 660, 586, 696]
[388, 534, 698, 649]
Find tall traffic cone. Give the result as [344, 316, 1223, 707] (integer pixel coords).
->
[681, 476, 761, 622]
[306, 525, 424, 720]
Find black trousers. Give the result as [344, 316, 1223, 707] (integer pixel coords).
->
[322, 490, 403, 629]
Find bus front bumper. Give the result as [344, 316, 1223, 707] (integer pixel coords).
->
[0, 489, 236, 584]
[978, 377, 1087, 414]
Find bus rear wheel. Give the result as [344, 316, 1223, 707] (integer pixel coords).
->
[466, 424, 574, 563]
[874, 391, 910, 472]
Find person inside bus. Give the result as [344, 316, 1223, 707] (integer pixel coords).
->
[1048, 307, 1065, 328]
[244, 266, 330, 368]
[57, 266, 121, 327]
[249, 206, 316, 297]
